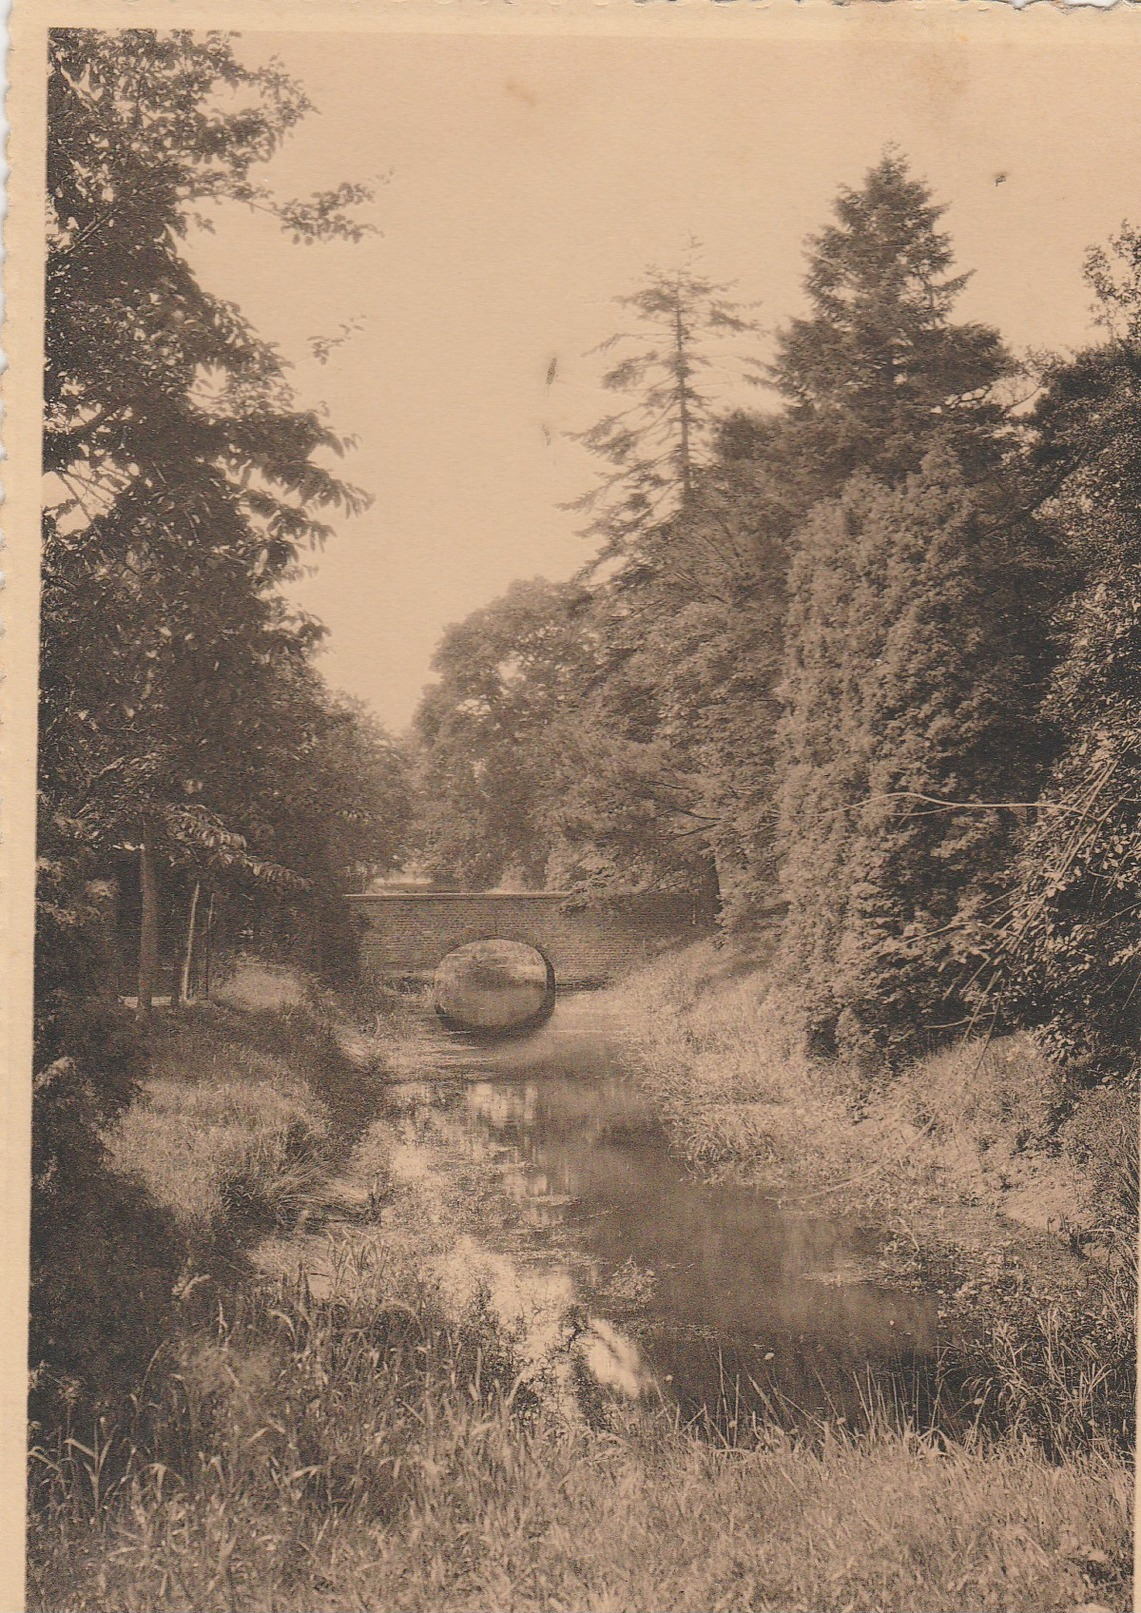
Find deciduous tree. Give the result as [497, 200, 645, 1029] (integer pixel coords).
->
[34, 27, 381, 1416]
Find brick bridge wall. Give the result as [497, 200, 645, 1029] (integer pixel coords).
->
[347, 892, 707, 988]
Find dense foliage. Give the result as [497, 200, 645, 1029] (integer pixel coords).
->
[998, 234, 1141, 1082]
[413, 580, 601, 888]
[34, 29, 405, 1416]
[770, 152, 1014, 490]
[414, 152, 1140, 1096]
[777, 453, 1055, 1062]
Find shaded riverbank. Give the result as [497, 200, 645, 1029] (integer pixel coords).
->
[606, 942, 1137, 1458]
[27, 963, 1135, 1612]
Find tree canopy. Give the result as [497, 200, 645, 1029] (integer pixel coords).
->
[41, 29, 404, 997]
[34, 29, 404, 1412]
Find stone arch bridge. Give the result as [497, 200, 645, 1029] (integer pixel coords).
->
[347, 890, 707, 989]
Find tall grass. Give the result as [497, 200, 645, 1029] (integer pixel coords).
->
[108, 991, 384, 1266]
[113, 1075, 329, 1252]
[28, 1249, 540, 1613]
[29, 1245, 1133, 1613]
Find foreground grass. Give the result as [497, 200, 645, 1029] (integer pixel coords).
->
[29, 964, 1135, 1612]
[29, 1254, 1132, 1613]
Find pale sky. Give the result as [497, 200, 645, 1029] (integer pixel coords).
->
[185, 24, 1141, 733]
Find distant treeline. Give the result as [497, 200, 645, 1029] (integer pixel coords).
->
[411, 156, 1141, 1085]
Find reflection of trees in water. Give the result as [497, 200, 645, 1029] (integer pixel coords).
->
[458, 1071, 936, 1351]
[387, 1007, 938, 1432]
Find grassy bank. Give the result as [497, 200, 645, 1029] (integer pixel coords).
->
[28, 965, 1135, 1612]
[607, 942, 1137, 1457]
[29, 1248, 1133, 1613]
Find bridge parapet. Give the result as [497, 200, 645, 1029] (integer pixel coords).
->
[347, 890, 706, 988]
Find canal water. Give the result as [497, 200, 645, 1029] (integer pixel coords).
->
[383, 989, 938, 1436]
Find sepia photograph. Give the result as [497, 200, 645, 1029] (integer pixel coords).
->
[11, 4, 1139, 1609]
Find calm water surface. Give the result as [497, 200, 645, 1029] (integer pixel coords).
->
[389, 991, 937, 1430]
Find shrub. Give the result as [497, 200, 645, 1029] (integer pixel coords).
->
[1060, 1085, 1140, 1233]
[935, 1250, 1137, 1459]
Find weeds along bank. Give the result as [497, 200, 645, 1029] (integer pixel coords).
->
[28, 1272, 1132, 1613]
[607, 941, 1138, 1458]
[28, 964, 1135, 1613]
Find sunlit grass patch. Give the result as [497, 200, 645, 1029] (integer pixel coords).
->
[111, 1074, 329, 1249]
[212, 959, 307, 1013]
[106, 998, 351, 1261]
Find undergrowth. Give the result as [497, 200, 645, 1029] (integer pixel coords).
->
[28, 1248, 1133, 1613]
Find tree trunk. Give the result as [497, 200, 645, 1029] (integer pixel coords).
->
[178, 878, 201, 1006]
[203, 890, 215, 1001]
[137, 819, 160, 1019]
[674, 294, 694, 505]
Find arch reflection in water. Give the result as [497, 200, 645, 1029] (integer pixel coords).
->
[434, 938, 555, 1034]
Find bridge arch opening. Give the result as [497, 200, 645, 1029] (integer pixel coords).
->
[433, 937, 556, 1035]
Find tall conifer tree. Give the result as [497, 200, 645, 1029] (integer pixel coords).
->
[771, 151, 1013, 490]
[772, 157, 1054, 1063]
[779, 455, 1053, 1061]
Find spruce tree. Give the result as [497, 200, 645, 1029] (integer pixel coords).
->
[770, 151, 1013, 490]
[769, 155, 1054, 1065]
[571, 256, 757, 570]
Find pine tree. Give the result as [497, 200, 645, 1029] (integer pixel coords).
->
[571, 255, 757, 570]
[564, 259, 788, 910]
[771, 150, 1014, 490]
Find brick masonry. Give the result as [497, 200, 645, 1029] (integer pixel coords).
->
[346, 891, 708, 988]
